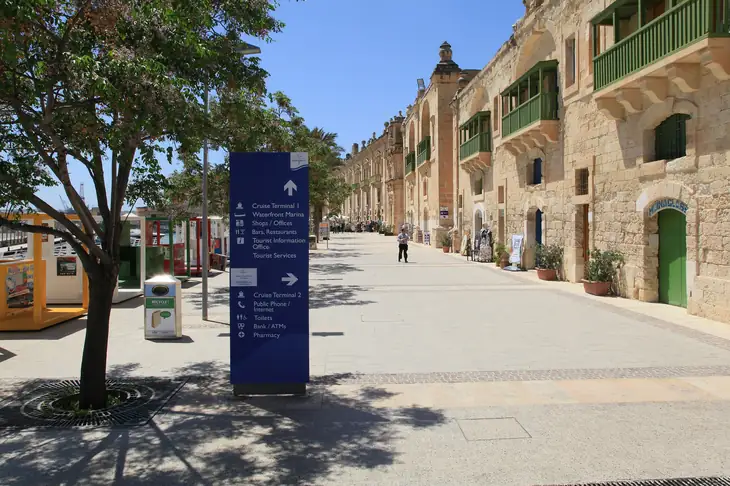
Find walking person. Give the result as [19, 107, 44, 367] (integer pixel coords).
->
[397, 226, 409, 263]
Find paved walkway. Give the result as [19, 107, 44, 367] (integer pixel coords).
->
[1, 233, 730, 484]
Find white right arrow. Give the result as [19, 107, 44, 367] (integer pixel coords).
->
[281, 273, 298, 286]
[284, 180, 297, 196]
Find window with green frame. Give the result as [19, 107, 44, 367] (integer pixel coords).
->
[654, 114, 690, 161]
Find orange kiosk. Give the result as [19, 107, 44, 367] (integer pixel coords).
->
[0, 214, 89, 331]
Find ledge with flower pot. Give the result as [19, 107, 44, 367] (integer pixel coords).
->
[439, 233, 452, 253]
[582, 248, 625, 296]
[534, 243, 563, 281]
[493, 243, 509, 269]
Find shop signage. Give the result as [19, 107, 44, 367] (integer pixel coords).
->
[5, 262, 34, 311]
[424, 231, 431, 245]
[229, 152, 310, 389]
[56, 256, 77, 276]
[439, 207, 449, 219]
[318, 222, 330, 240]
[648, 198, 688, 218]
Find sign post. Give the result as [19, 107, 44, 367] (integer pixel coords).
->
[229, 152, 310, 396]
[318, 222, 330, 249]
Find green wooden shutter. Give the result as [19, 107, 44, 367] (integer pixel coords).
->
[655, 114, 689, 161]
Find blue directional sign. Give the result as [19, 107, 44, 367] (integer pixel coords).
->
[229, 152, 309, 385]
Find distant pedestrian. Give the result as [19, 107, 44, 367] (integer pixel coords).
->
[397, 227, 409, 263]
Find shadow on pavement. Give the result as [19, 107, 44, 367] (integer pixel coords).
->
[309, 262, 363, 276]
[309, 285, 376, 309]
[309, 251, 367, 259]
[0, 317, 87, 341]
[184, 286, 230, 310]
[113, 296, 144, 310]
[0, 361, 447, 485]
[0, 347, 16, 364]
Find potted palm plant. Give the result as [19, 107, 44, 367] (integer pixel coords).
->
[583, 248, 624, 296]
[439, 233, 452, 253]
[535, 244, 563, 281]
[494, 243, 509, 268]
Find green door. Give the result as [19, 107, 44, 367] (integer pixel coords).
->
[658, 209, 687, 308]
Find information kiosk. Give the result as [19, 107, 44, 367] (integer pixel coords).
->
[0, 214, 88, 331]
[189, 216, 227, 276]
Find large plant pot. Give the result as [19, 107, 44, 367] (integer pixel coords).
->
[442, 246, 450, 253]
[498, 254, 509, 268]
[536, 268, 557, 281]
[583, 280, 611, 296]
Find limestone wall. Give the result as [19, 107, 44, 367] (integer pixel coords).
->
[453, 0, 730, 323]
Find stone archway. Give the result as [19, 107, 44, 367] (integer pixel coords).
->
[522, 197, 547, 269]
[420, 101, 431, 142]
[469, 86, 488, 118]
[473, 207, 484, 233]
[635, 181, 697, 304]
[514, 26, 557, 79]
[638, 97, 699, 171]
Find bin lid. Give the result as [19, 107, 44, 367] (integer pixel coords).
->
[144, 274, 178, 284]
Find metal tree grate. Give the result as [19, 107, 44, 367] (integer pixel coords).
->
[0, 378, 186, 429]
[544, 478, 730, 486]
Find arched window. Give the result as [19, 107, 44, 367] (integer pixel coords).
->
[655, 114, 690, 161]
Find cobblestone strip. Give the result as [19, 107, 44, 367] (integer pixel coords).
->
[310, 365, 730, 385]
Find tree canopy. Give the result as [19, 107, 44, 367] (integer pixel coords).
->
[156, 92, 351, 229]
[0, 0, 290, 408]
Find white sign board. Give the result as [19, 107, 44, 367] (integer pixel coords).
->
[319, 222, 330, 240]
[230, 268, 258, 287]
[509, 235, 524, 265]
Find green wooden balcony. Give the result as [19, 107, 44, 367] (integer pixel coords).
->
[458, 111, 493, 171]
[500, 60, 560, 156]
[459, 132, 492, 160]
[416, 136, 431, 165]
[593, 0, 730, 91]
[502, 92, 559, 138]
[405, 151, 416, 174]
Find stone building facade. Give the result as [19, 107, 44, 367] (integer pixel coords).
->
[340, 114, 406, 230]
[336, 0, 730, 324]
[451, 0, 730, 322]
[403, 42, 471, 246]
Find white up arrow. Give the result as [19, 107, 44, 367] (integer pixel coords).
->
[281, 273, 298, 286]
[284, 180, 297, 196]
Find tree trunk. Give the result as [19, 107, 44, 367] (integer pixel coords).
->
[313, 205, 323, 243]
[78, 263, 117, 409]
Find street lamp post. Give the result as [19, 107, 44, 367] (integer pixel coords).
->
[202, 41, 262, 321]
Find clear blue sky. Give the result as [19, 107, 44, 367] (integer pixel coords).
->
[37, 0, 524, 210]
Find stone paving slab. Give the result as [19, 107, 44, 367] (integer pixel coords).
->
[1, 233, 730, 484]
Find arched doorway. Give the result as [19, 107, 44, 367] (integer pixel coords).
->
[658, 209, 687, 307]
[423, 207, 430, 232]
[524, 205, 545, 269]
[474, 209, 483, 233]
